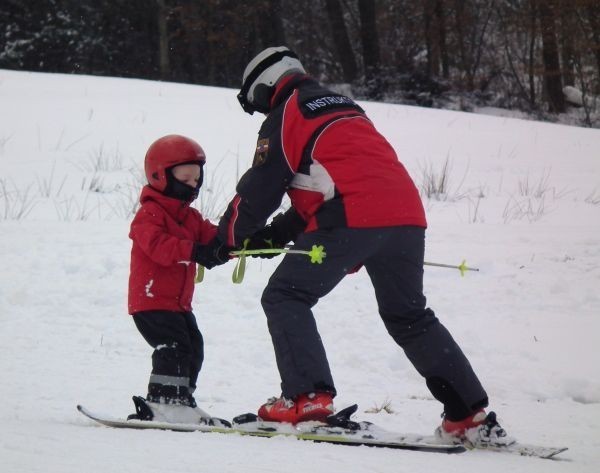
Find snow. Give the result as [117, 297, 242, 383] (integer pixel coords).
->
[1, 69, 599, 472]
[563, 86, 584, 107]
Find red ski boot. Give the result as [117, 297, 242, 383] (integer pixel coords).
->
[436, 409, 515, 447]
[258, 392, 334, 424]
[440, 409, 487, 438]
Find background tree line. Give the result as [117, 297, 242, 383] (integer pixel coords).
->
[1, 0, 599, 126]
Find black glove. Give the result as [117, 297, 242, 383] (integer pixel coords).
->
[243, 229, 278, 259]
[192, 237, 232, 269]
[245, 208, 307, 259]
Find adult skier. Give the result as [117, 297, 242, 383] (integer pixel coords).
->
[211, 46, 511, 446]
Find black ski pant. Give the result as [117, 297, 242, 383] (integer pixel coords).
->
[133, 310, 204, 401]
[261, 226, 488, 421]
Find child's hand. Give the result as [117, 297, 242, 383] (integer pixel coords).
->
[192, 238, 232, 269]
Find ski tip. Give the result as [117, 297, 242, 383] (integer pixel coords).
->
[543, 447, 569, 459]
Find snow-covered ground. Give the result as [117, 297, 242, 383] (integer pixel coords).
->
[1, 69, 599, 472]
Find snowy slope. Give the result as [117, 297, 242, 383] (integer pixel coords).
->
[1, 69, 599, 472]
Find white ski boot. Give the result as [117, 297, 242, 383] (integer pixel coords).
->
[128, 395, 230, 427]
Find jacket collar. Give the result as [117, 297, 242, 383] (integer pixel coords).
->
[140, 185, 190, 217]
[270, 73, 311, 110]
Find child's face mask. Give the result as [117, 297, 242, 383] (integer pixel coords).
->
[164, 163, 203, 202]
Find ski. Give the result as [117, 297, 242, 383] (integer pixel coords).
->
[77, 403, 566, 458]
[465, 441, 568, 459]
[231, 407, 566, 459]
[77, 404, 232, 433]
[76, 404, 464, 454]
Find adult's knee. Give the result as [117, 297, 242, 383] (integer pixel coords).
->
[261, 284, 277, 312]
[381, 307, 439, 345]
[261, 278, 293, 313]
[261, 284, 291, 327]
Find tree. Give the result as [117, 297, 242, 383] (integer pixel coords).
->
[1, 0, 598, 124]
[582, 0, 600, 92]
[325, 0, 358, 83]
[449, 0, 497, 92]
[423, 0, 449, 79]
[358, 0, 382, 98]
[156, 0, 171, 80]
[257, 0, 286, 47]
[0, 0, 79, 72]
[435, 0, 449, 79]
[558, 0, 576, 87]
[538, 0, 566, 112]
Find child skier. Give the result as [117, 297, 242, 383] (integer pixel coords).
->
[127, 134, 232, 424]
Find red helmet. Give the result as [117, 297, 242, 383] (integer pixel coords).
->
[144, 135, 206, 192]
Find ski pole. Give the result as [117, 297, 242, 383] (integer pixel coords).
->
[230, 246, 326, 263]
[424, 260, 479, 277]
[228, 245, 326, 283]
[195, 245, 476, 283]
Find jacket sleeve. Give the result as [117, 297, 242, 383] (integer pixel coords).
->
[129, 203, 195, 267]
[218, 114, 295, 247]
[192, 210, 219, 245]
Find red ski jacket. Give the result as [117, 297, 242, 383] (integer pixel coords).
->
[128, 186, 217, 314]
[219, 74, 426, 247]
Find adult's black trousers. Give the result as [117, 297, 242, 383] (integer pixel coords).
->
[261, 226, 488, 421]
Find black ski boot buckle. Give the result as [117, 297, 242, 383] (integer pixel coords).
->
[232, 412, 259, 425]
[127, 396, 154, 421]
[326, 404, 361, 430]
